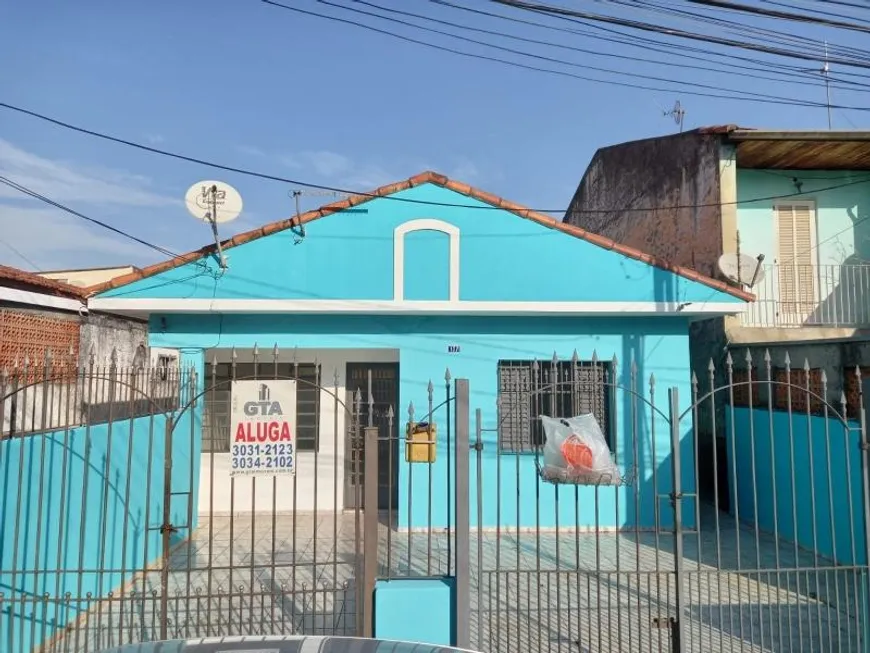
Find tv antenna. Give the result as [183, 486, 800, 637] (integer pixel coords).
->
[664, 100, 686, 133]
[821, 40, 833, 129]
[290, 190, 306, 245]
[185, 180, 243, 269]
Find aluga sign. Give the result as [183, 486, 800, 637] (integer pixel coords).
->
[230, 379, 297, 476]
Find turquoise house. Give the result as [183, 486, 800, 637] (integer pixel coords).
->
[87, 171, 750, 531]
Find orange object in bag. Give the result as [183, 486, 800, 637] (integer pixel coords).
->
[561, 434, 594, 471]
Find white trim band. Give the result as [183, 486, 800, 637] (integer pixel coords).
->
[89, 297, 746, 316]
[0, 287, 87, 313]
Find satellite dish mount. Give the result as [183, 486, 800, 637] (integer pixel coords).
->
[185, 180, 244, 270]
[664, 100, 686, 133]
[718, 252, 766, 288]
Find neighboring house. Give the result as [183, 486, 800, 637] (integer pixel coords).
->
[563, 126, 870, 500]
[86, 170, 750, 530]
[0, 264, 88, 370]
[0, 264, 156, 368]
[0, 264, 171, 433]
[37, 264, 140, 289]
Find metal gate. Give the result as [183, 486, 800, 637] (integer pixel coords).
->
[0, 347, 380, 653]
[5, 347, 870, 653]
[465, 351, 870, 653]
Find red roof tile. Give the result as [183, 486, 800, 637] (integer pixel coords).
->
[0, 265, 87, 299]
[86, 171, 753, 302]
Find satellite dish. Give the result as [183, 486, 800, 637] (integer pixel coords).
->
[718, 253, 766, 287]
[184, 180, 243, 224]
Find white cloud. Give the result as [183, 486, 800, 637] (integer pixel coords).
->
[340, 164, 397, 190]
[304, 151, 353, 177]
[0, 205, 159, 270]
[145, 134, 165, 145]
[237, 144, 267, 158]
[450, 159, 480, 180]
[278, 154, 302, 169]
[0, 139, 183, 270]
[0, 139, 178, 207]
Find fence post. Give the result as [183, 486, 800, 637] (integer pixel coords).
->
[454, 378, 470, 649]
[669, 387, 686, 653]
[859, 378, 870, 650]
[363, 425, 379, 638]
[159, 417, 174, 641]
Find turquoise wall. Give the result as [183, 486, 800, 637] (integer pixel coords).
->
[736, 170, 870, 266]
[0, 394, 202, 652]
[98, 183, 743, 307]
[149, 314, 698, 531]
[404, 230, 450, 301]
[725, 407, 867, 566]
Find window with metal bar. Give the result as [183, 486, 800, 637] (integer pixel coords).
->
[202, 362, 321, 453]
[497, 359, 612, 453]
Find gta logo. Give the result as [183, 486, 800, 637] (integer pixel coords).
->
[244, 383, 283, 416]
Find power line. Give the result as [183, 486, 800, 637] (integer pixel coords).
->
[0, 237, 41, 271]
[0, 175, 179, 258]
[684, 0, 870, 34]
[607, 0, 870, 64]
[339, 0, 870, 96]
[758, 0, 870, 26]
[2, 100, 870, 215]
[490, 0, 870, 70]
[814, 0, 870, 11]
[431, 0, 870, 86]
[264, 0, 870, 110]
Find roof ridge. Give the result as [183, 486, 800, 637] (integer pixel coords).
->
[85, 171, 752, 302]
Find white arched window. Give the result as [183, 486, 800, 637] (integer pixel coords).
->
[393, 219, 460, 302]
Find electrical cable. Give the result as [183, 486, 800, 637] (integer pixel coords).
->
[684, 0, 870, 34]
[5, 100, 870, 216]
[0, 175, 180, 259]
[430, 0, 870, 86]
[333, 0, 855, 101]
[757, 0, 870, 27]
[490, 0, 870, 70]
[614, 0, 870, 60]
[0, 237, 41, 271]
[264, 0, 870, 110]
[613, 0, 863, 58]
[814, 0, 870, 10]
[609, 0, 870, 76]
[340, 0, 869, 95]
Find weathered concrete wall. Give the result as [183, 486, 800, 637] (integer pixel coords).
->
[80, 312, 149, 367]
[564, 131, 725, 279]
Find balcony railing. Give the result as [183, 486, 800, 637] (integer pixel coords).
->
[740, 263, 870, 328]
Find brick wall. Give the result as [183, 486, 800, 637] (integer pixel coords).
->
[0, 308, 80, 372]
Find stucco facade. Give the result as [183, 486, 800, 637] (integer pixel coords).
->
[89, 172, 748, 530]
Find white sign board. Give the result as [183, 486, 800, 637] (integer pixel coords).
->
[230, 380, 297, 476]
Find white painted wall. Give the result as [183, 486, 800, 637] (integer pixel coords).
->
[197, 347, 398, 516]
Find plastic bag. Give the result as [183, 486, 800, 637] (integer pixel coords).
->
[538, 414, 621, 485]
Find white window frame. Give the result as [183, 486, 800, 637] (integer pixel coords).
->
[393, 218, 460, 302]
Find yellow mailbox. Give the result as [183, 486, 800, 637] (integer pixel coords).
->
[405, 421, 437, 463]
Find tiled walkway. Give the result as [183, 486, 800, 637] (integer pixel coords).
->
[45, 507, 866, 653]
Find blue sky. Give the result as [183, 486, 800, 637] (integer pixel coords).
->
[1, 0, 867, 271]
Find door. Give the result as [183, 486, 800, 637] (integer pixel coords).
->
[345, 363, 400, 510]
[776, 202, 818, 325]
